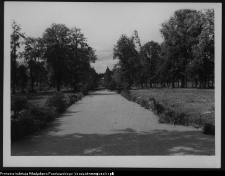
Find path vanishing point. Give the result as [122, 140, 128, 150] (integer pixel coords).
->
[11, 89, 215, 156]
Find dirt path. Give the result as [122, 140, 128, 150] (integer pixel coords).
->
[11, 89, 215, 156]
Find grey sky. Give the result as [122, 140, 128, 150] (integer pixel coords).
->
[5, 2, 216, 73]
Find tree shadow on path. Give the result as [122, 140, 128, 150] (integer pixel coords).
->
[11, 125, 215, 156]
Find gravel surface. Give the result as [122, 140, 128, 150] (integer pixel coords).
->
[11, 90, 215, 156]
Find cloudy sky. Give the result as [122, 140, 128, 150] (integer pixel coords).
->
[5, 2, 217, 73]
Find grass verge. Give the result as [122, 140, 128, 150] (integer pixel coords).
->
[120, 88, 215, 135]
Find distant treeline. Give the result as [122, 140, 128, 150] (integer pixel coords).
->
[104, 9, 214, 89]
[11, 22, 100, 94]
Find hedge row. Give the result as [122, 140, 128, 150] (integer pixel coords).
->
[120, 90, 215, 135]
[11, 92, 84, 141]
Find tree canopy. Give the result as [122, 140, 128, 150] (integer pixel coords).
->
[111, 8, 214, 89]
[11, 22, 98, 93]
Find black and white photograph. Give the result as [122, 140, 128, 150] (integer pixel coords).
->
[3, 2, 221, 168]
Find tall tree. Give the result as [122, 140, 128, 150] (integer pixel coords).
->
[160, 9, 202, 88]
[192, 9, 214, 88]
[17, 63, 29, 93]
[113, 33, 139, 88]
[67, 27, 88, 90]
[42, 24, 70, 91]
[22, 37, 43, 92]
[139, 41, 161, 88]
[104, 67, 112, 88]
[10, 20, 25, 93]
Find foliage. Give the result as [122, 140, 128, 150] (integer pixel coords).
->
[11, 20, 25, 94]
[68, 94, 78, 105]
[111, 9, 214, 89]
[19, 110, 39, 134]
[80, 84, 89, 95]
[139, 41, 161, 88]
[29, 106, 58, 123]
[203, 123, 215, 135]
[11, 97, 29, 119]
[108, 80, 117, 91]
[45, 91, 67, 113]
[120, 89, 213, 133]
[11, 91, 85, 141]
[22, 37, 44, 92]
[113, 33, 139, 88]
[17, 64, 29, 93]
[103, 67, 112, 88]
[42, 24, 97, 91]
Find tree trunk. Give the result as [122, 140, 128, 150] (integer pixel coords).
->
[195, 79, 198, 88]
[208, 77, 210, 88]
[167, 82, 170, 88]
[73, 81, 78, 91]
[172, 77, 175, 89]
[57, 80, 61, 91]
[145, 81, 148, 88]
[149, 80, 152, 88]
[12, 53, 16, 94]
[31, 79, 35, 92]
[185, 75, 187, 88]
[181, 76, 185, 88]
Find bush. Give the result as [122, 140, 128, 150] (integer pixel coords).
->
[131, 96, 137, 102]
[11, 97, 28, 113]
[77, 93, 83, 99]
[11, 120, 24, 141]
[153, 102, 165, 115]
[108, 80, 117, 91]
[203, 123, 215, 135]
[140, 99, 149, 109]
[136, 98, 142, 104]
[30, 106, 58, 123]
[121, 90, 130, 99]
[19, 110, 38, 135]
[80, 84, 89, 95]
[116, 87, 123, 94]
[68, 94, 78, 105]
[191, 115, 206, 128]
[45, 92, 67, 113]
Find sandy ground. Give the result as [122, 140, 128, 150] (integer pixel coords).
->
[11, 89, 215, 156]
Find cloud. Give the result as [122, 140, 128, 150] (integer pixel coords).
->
[91, 58, 118, 73]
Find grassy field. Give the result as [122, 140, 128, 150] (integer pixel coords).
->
[129, 88, 215, 125]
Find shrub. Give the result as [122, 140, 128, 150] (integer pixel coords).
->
[153, 102, 165, 115]
[140, 99, 149, 109]
[121, 90, 130, 98]
[136, 98, 142, 104]
[19, 110, 38, 135]
[108, 80, 117, 91]
[80, 84, 89, 95]
[11, 97, 28, 113]
[44, 107, 58, 122]
[117, 88, 123, 94]
[131, 96, 137, 102]
[30, 106, 58, 122]
[203, 123, 215, 135]
[77, 93, 83, 99]
[45, 92, 67, 113]
[11, 120, 24, 141]
[68, 94, 78, 105]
